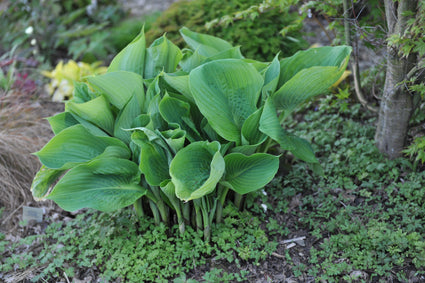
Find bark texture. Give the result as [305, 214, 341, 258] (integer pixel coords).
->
[375, 0, 418, 159]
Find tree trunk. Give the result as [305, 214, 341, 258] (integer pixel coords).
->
[375, 0, 418, 159]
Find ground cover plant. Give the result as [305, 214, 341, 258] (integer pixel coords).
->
[2, 96, 425, 282]
[283, 96, 425, 281]
[30, 27, 351, 241]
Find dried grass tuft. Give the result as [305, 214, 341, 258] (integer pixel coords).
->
[0, 90, 63, 232]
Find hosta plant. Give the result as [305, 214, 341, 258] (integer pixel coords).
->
[31, 27, 351, 240]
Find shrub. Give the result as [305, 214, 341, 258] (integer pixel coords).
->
[145, 0, 307, 62]
[31, 27, 350, 241]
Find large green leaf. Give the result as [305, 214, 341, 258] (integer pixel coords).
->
[180, 27, 234, 57]
[138, 140, 170, 187]
[259, 97, 294, 151]
[189, 59, 263, 143]
[66, 95, 115, 135]
[108, 28, 146, 76]
[262, 55, 280, 99]
[35, 124, 129, 169]
[144, 35, 182, 79]
[278, 46, 352, 87]
[170, 141, 225, 201]
[87, 71, 144, 110]
[179, 49, 207, 73]
[159, 93, 201, 142]
[259, 98, 318, 163]
[68, 112, 110, 137]
[31, 165, 66, 200]
[273, 65, 348, 116]
[47, 112, 79, 135]
[273, 46, 351, 115]
[206, 46, 244, 61]
[241, 108, 267, 146]
[162, 73, 193, 102]
[285, 135, 318, 163]
[180, 46, 244, 72]
[222, 153, 279, 194]
[145, 75, 161, 111]
[46, 158, 146, 212]
[114, 92, 144, 144]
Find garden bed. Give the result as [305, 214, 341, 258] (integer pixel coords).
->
[1, 1, 425, 282]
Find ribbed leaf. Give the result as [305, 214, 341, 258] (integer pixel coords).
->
[278, 46, 352, 87]
[108, 28, 146, 76]
[46, 158, 146, 212]
[144, 35, 182, 79]
[179, 49, 207, 72]
[180, 27, 234, 57]
[87, 71, 144, 110]
[35, 124, 129, 169]
[273, 66, 347, 115]
[66, 95, 115, 135]
[285, 135, 318, 163]
[138, 141, 170, 186]
[68, 112, 109, 137]
[273, 46, 351, 116]
[159, 93, 200, 142]
[162, 73, 193, 102]
[189, 59, 263, 143]
[262, 55, 280, 99]
[206, 46, 244, 61]
[242, 108, 267, 145]
[159, 126, 186, 154]
[180, 46, 244, 72]
[259, 98, 317, 163]
[114, 92, 144, 144]
[259, 97, 294, 151]
[47, 112, 79, 135]
[31, 165, 66, 200]
[170, 141, 225, 201]
[222, 153, 279, 194]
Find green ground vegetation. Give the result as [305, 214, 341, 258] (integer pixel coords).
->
[2, 95, 425, 282]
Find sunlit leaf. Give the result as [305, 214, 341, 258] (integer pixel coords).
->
[180, 27, 234, 57]
[170, 141, 225, 201]
[47, 112, 79, 135]
[108, 27, 146, 76]
[35, 124, 129, 169]
[144, 35, 182, 79]
[189, 59, 263, 143]
[66, 95, 115, 135]
[87, 71, 144, 110]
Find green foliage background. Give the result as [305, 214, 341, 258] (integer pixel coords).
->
[145, 0, 307, 62]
